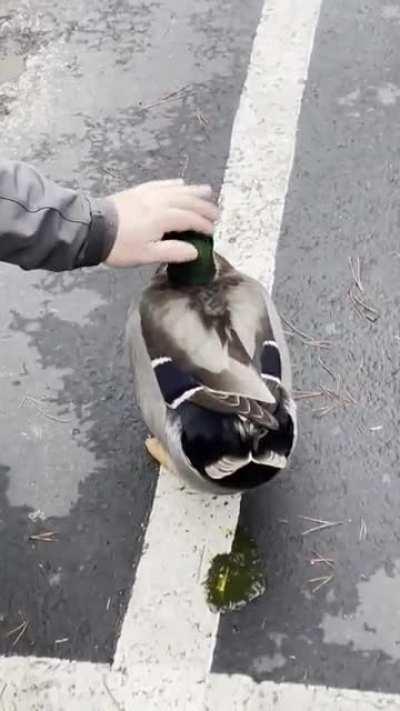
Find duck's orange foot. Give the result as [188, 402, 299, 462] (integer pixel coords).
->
[145, 437, 174, 473]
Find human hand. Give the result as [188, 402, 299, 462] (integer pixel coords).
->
[105, 179, 218, 267]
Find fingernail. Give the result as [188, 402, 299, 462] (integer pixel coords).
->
[183, 245, 199, 261]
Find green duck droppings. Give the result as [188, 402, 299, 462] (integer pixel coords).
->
[205, 527, 266, 613]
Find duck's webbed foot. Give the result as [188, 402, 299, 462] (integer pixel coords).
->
[145, 437, 174, 473]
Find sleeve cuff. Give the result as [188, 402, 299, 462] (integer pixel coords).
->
[83, 197, 119, 267]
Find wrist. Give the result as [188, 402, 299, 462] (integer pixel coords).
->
[87, 197, 119, 265]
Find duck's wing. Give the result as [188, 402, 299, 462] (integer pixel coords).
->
[139, 267, 293, 429]
[139, 282, 280, 429]
[148, 354, 279, 429]
[226, 271, 292, 393]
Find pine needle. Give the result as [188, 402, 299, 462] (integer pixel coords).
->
[140, 84, 191, 111]
[19, 395, 73, 424]
[282, 317, 331, 349]
[348, 256, 380, 322]
[299, 515, 345, 536]
[349, 256, 364, 292]
[29, 531, 57, 543]
[6, 619, 29, 647]
[307, 574, 334, 593]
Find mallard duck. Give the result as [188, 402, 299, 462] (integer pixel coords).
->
[126, 232, 297, 493]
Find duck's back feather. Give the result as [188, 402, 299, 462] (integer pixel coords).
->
[139, 254, 288, 430]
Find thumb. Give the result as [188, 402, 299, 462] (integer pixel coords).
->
[147, 240, 199, 264]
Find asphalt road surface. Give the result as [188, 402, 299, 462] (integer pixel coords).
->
[1, 0, 400, 709]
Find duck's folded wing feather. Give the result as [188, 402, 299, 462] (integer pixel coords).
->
[226, 273, 291, 391]
[139, 279, 285, 429]
[151, 357, 279, 429]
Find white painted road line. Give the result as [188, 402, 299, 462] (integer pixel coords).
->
[216, 0, 322, 291]
[0, 657, 112, 711]
[205, 676, 400, 710]
[112, 477, 239, 708]
[3, 1, 397, 709]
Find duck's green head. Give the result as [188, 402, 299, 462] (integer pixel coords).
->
[164, 231, 216, 287]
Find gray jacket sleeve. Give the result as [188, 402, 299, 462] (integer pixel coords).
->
[0, 160, 118, 271]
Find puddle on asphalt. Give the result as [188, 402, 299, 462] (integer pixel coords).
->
[321, 560, 400, 659]
[0, 55, 25, 84]
[205, 527, 266, 613]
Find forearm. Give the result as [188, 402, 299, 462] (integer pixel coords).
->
[0, 160, 117, 271]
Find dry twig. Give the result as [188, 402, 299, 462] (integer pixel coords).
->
[310, 549, 335, 570]
[359, 518, 368, 541]
[295, 359, 356, 415]
[349, 256, 364, 292]
[299, 515, 345, 536]
[195, 109, 209, 129]
[293, 389, 325, 402]
[348, 255, 380, 322]
[140, 84, 191, 112]
[349, 288, 380, 323]
[282, 317, 331, 350]
[307, 574, 335, 593]
[19, 395, 73, 424]
[101, 166, 120, 179]
[312, 357, 357, 416]
[6, 618, 29, 647]
[29, 531, 57, 543]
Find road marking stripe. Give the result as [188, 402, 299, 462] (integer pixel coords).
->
[112, 476, 238, 705]
[3, 1, 392, 710]
[216, 0, 321, 290]
[205, 676, 400, 710]
[114, 3, 323, 708]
